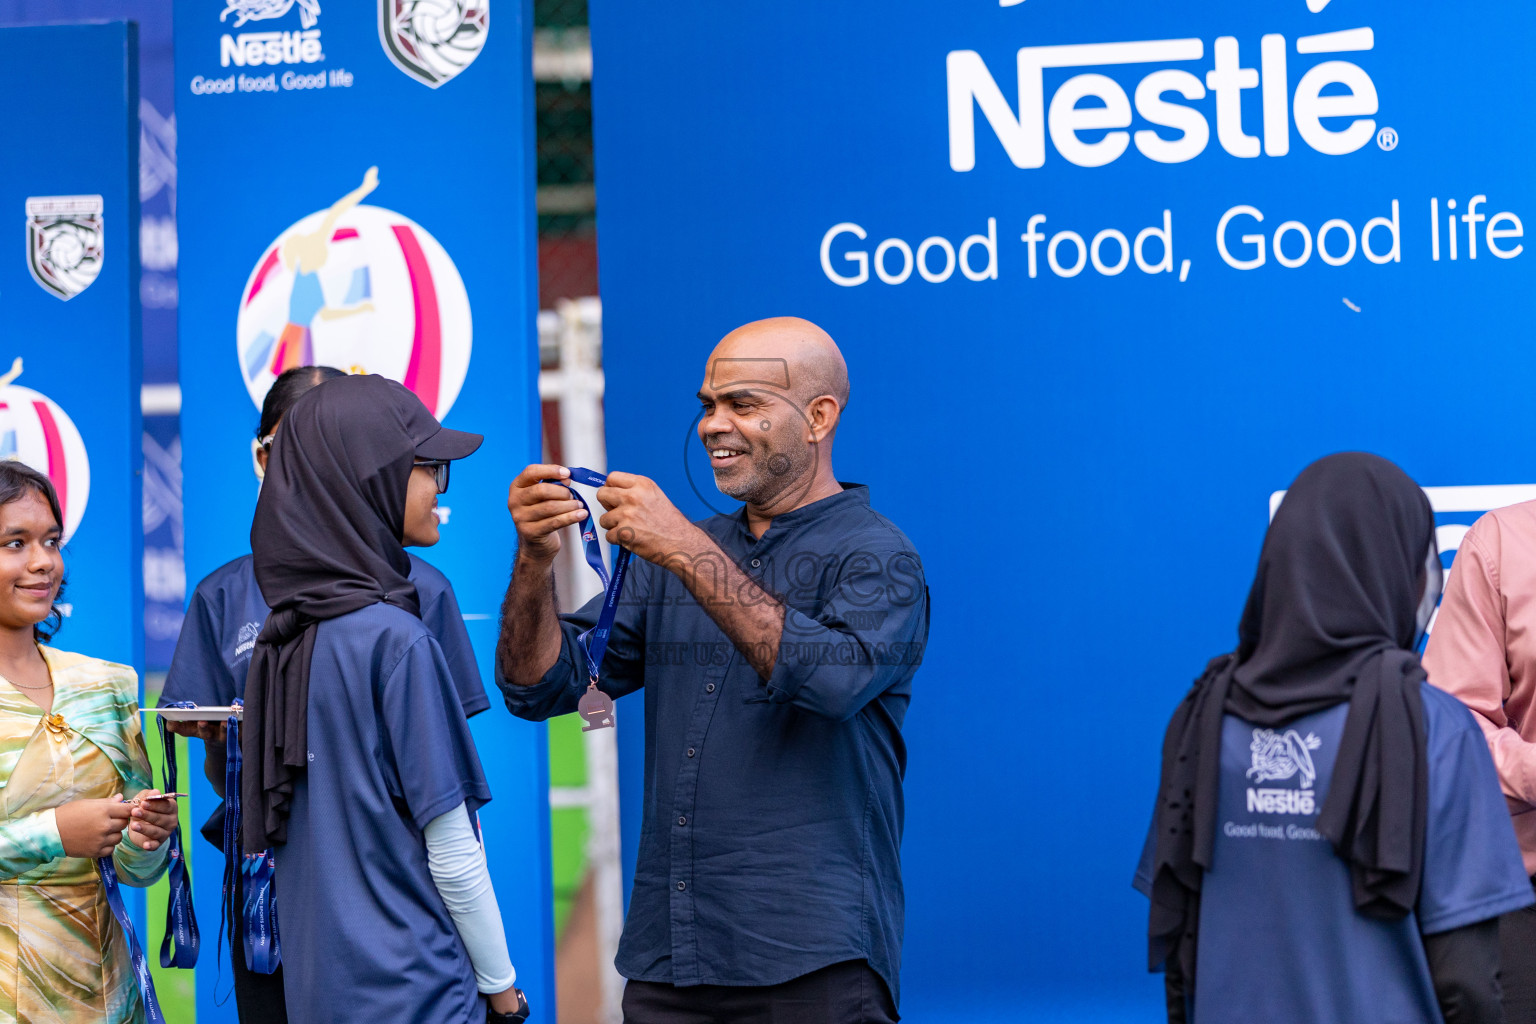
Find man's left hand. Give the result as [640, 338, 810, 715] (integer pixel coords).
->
[596, 472, 705, 565]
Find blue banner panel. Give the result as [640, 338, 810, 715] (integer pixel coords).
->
[0, 1, 182, 671]
[0, 22, 141, 671]
[175, 2, 546, 1021]
[588, 0, 1536, 1019]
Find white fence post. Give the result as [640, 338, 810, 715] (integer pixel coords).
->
[539, 297, 624, 1024]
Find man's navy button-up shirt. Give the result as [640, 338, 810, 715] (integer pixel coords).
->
[501, 484, 928, 1004]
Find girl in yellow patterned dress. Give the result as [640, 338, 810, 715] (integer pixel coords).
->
[0, 462, 178, 1023]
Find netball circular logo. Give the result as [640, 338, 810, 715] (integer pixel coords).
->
[235, 167, 472, 418]
[0, 360, 90, 542]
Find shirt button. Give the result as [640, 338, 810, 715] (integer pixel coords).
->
[676, 881, 687, 891]
[750, 558, 761, 568]
[705, 683, 716, 693]
[678, 816, 687, 826]
[687, 748, 696, 757]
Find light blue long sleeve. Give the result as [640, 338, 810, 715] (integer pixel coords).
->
[424, 803, 515, 993]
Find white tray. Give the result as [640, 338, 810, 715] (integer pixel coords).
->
[142, 706, 242, 722]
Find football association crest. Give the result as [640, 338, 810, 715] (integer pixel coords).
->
[379, 0, 488, 88]
[26, 196, 104, 301]
[235, 167, 472, 417]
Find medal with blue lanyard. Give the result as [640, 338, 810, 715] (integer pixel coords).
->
[219, 699, 280, 974]
[93, 701, 212, 1024]
[154, 703, 200, 968]
[549, 467, 632, 732]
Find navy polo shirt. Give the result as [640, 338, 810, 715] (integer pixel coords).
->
[162, 552, 488, 846]
[1135, 682, 1533, 1023]
[502, 484, 928, 1004]
[278, 603, 493, 1024]
[162, 552, 489, 715]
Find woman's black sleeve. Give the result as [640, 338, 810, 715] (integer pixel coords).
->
[1423, 918, 1503, 1024]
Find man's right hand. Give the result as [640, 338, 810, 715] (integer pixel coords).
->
[56, 796, 133, 858]
[507, 464, 588, 564]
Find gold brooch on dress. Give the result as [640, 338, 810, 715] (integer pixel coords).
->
[43, 713, 67, 740]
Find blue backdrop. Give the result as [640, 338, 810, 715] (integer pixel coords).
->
[0, 22, 141, 674]
[175, 1, 548, 1020]
[587, 0, 1536, 1019]
[0, 0, 180, 672]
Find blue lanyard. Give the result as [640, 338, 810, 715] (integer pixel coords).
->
[220, 699, 281, 975]
[97, 856, 166, 1023]
[551, 467, 633, 730]
[241, 848, 281, 974]
[156, 704, 199, 969]
[218, 700, 241, 986]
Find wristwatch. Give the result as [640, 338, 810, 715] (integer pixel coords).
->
[486, 988, 530, 1024]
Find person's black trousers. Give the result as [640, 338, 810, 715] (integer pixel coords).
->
[1501, 879, 1536, 1023]
[621, 959, 898, 1024]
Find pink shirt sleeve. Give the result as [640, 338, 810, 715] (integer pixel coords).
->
[1423, 522, 1536, 804]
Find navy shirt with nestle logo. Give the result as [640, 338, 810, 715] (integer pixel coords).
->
[1135, 682, 1533, 1024]
[162, 552, 489, 846]
[162, 552, 489, 716]
[502, 484, 928, 1004]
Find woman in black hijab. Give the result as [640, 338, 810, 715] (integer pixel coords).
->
[161, 363, 492, 1024]
[1136, 452, 1531, 1024]
[242, 374, 528, 1024]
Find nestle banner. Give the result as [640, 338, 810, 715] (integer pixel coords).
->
[175, 3, 546, 1021]
[587, 0, 1536, 1019]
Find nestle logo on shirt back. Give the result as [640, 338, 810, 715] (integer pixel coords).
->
[1246, 787, 1315, 815]
[1243, 726, 1321, 815]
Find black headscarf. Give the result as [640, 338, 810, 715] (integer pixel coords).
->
[1148, 452, 1438, 989]
[243, 374, 424, 853]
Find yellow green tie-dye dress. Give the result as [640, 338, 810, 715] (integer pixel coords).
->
[0, 646, 168, 1024]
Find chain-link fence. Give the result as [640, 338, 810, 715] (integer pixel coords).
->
[536, 0, 597, 308]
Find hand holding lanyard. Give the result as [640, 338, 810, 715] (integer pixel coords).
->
[546, 467, 633, 732]
[92, 703, 204, 1023]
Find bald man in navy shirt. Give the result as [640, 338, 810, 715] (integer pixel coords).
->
[497, 317, 928, 1024]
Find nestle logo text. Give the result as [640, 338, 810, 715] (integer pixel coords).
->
[948, 28, 1378, 170]
[220, 30, 323, 67]
[1246, 788, 1316, 815]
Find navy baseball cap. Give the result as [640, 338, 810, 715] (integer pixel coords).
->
[377, 374, 484, 461]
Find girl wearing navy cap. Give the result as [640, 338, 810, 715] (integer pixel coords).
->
[160, 365, 491, 1023]
[243, 373, 525, 1023]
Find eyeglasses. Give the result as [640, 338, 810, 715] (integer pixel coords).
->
[415, 459, 451, 494]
